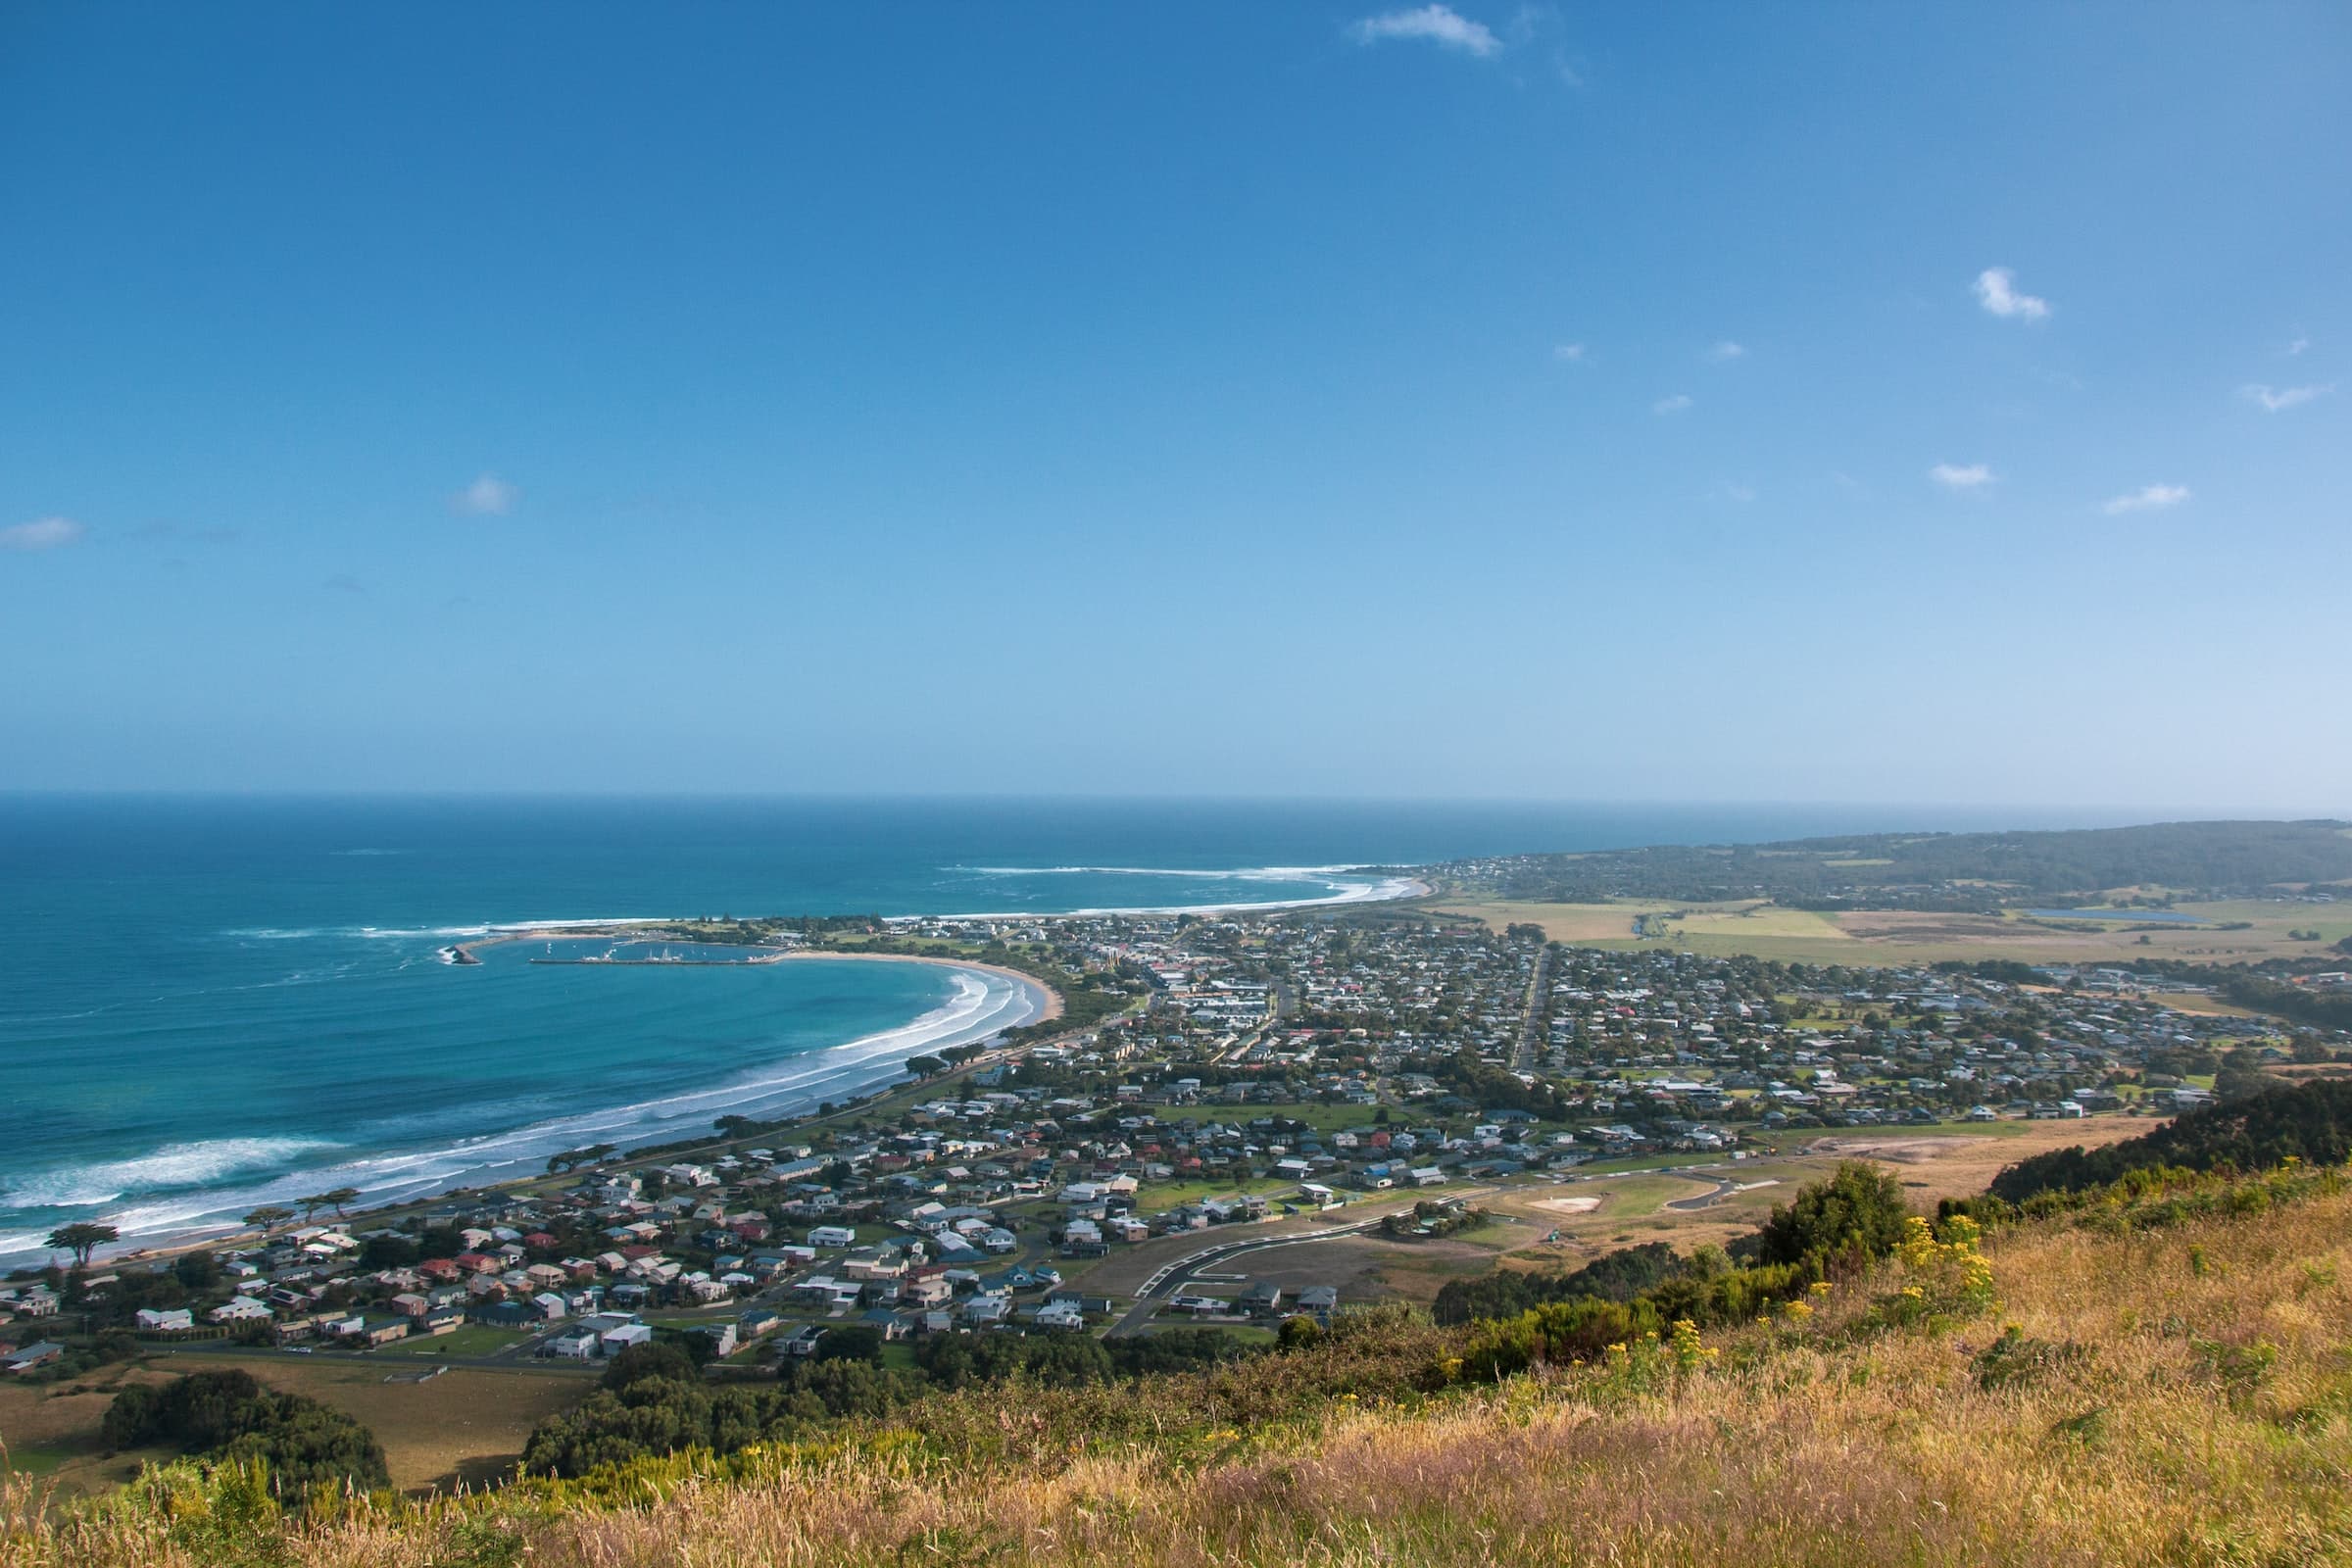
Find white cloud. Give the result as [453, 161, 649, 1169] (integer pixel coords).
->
[2285, 336, 2310, 357]
[1651, 393, 1693, 416]
[1, 515, 83, 551]
[1974, 268, 2050, 321]
[1930, 463, 1995, 490]
[1349, 5, 1501, 56]
[1714, 481, 1757, 503]
[2102, 483, 2190, 515]
[451, 472, 519, 515]
[1706, 340, 1745, 362]
[1551, 342, 1587, 363]
[2240, 382, 2333, 413]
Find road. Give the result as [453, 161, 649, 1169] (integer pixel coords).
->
[160, 1337, 598, 1377]
[1512, 943, 1552, 1073]
[1104, 1219, 1386, 1337]
[1103, 1185, 1498, 1338]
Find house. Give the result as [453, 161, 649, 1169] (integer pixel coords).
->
[0, 1342, 66, 1375]
[900, 1274, 954, 1309]
[1034, 1300, 1086, 1330]
[134, 1308, 195, 1333]
[363, 1318, 410, 1348]
[1296, 1285, 1340, 1325]
[859, 1307, 911, 1341]
[1238, 1280, 1285, 1317]
[808, 1225, 858, 1249]
[783, 1324, 829, 1358]
[546, 1329, 601, 1360]
[601, 1322, 655, 1353]
[210, 1297, 272, 1325]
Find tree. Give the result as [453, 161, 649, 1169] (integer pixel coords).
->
[1753, 1162, 1912, 1269]
[601, 1341, 699, 1392]
[174, 1250, 220, 1291]
[242, 1205, 295, 1236]
[47, 1222, 120, 1268]
[811, 1324, 884, 1364]
[320, 1188, 362, 1219]
[294, 1195, 332, 1224]
[102, 1369, 389, 1492]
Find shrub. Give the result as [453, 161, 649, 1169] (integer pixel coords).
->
[1754, 1162, 1914, 1269]
[100, 1371, 388, 1494]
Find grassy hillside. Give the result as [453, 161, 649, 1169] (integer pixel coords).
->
[11, 1162, 2351, 1566]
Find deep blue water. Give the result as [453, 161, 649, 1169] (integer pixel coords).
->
[0, 795, 2143, 1262]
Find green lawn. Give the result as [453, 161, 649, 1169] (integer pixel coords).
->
[382, 1325, 530, 1357]
[1131, 1175, 1299, 1215]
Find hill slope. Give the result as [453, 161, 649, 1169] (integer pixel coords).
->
[15, 1166, 2351, 1567]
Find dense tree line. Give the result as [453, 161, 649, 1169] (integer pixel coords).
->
[102, 1370, 389, 1494]
[1460, 819, 2352, 907]
[1988, 1080, 2352, 1202]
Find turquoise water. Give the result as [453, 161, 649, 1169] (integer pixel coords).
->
[0, 795, 2133, 1262]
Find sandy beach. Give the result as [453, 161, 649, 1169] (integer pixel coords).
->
[764, 948, 1064, 1024]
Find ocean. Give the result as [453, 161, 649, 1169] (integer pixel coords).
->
[0, 795, 2127, 1264]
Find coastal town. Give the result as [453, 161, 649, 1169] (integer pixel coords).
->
[9, 900, 2333, 1394]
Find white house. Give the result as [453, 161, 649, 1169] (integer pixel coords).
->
[600, 1322, 655, 1353]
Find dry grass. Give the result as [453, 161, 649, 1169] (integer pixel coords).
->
[12, 1180, 2352, 1566]
[0, 1357, 590, 1503]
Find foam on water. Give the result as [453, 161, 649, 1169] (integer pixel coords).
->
[2, 1137, 342, 1209]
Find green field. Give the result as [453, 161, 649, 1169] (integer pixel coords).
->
[1129, 1174, 1300, 1215]
[1435, 894, 2352, 968]
[380, 1325, 530, 1357]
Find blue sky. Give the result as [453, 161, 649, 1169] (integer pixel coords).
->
[3, 4, 2347, 808]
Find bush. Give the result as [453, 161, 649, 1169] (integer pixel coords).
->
[1754, 1162, 1914, 1269]
[811, 1324, 884, 1364]
[100, 1370, 388, 1494]
[602, 1342, 699, 1392]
